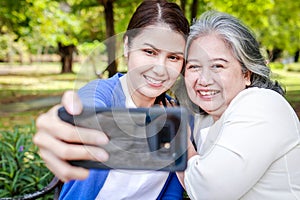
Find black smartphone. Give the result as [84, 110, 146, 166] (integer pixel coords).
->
[58, 106, 188, 171]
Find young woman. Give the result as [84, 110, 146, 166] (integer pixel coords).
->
[33, 1, 189, 199]
[175, 10, 300, 199]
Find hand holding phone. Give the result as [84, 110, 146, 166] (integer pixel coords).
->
[58, 106, 188, 171]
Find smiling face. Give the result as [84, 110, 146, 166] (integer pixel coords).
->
[185, 34, 251, 120]
[125, 24, 185, 107]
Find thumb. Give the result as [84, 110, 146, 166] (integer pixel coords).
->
[61, 90, 83, 115]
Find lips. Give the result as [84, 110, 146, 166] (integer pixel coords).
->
[197, 89, 220, 97]
[199, 90, 219, 95]
[144, 75, 165, 86]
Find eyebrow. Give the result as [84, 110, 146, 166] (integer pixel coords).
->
[187, 58, 228, 63]
[186, 58, 200, 63]
[211, 58, 228, 63]
[143, 43, 184, 55]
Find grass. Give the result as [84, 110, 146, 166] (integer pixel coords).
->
[0, 62, 91, 104]
[0, 62, 99, 129]
[272, 68, 300, 116]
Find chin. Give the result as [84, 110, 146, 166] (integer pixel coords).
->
[141, 90, 162, 99]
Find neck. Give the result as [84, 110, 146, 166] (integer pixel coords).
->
[131, 93, 156, 107]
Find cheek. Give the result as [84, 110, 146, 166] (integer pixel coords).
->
[127, 53, 147, 71]
[184, 74, 198, 100]
[184, 72, 197, 87]
[220, 73, 246, 97]
[184, 80, 198, 103]
[166, 63, 183, 78]
[170, 66, 182, 78]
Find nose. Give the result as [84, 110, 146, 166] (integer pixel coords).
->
[196, 68, 213, 86]
[152, 56, 167, 76]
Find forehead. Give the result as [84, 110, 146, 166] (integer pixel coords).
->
[188, 34, 233, 60]
[131, 24, 186, 52]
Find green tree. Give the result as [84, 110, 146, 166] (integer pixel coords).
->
[190, 0, 300, 62]
[59, 0, 141, 76]
[263, 0, 300, 61]
[1, 0, 299, 75]
[0, 0, 34, 62]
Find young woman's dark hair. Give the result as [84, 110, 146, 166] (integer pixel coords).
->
[125, 0, 189, 46]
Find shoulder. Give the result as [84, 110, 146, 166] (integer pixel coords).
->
[81, 73, 123, 91]
[78, 73, 125, 107]
[224, 87, 299, 135]
[231, 87, 283, 104]
[78, 73, 123, 96]
[227, 87, 293, 116]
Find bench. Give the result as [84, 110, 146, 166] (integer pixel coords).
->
[0, 177, 62, 200]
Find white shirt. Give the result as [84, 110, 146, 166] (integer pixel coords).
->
[96, 75, 169, 200]
[185, 87, 300, 200]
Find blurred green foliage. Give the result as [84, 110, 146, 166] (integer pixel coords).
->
[285, 63, 300, 72]
[0, 123, 54, 199]
[0, 0, 299, 64]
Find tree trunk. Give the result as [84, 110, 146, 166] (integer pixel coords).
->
[267, 48, 282, 62]
[99, 0, 117, 77]
[58, 42, 76, 73]
[191, 0, 198, 22]
[180, 0, 186, 15]
[294, 50, 299, 62]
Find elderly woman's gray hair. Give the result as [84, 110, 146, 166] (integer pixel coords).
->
[173, 10, 284, 113]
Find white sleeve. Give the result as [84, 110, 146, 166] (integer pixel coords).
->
[184, 88, 300, 200]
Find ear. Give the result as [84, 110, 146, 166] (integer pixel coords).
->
[244, 71, 251, 86]
[123, 36, 129, 58]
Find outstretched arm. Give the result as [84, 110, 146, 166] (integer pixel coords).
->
[33, 91, 109, 182]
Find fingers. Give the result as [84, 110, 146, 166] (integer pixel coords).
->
[34, 129, 91, 181]
[39, 148, 90, 182]
[158, 98, 178, 108]
[36, 105, 109, 146]
[61, 90, 83, 115]
[34, 129, 109, 162]
[65, 126, 110, 146]
[169, 98, 178, 106]
[34, 121, 109, 182]
[165, 98, 178, 107]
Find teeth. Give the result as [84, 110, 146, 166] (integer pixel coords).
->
[199, 90, 218, 96]
[145, 76, 163, 84]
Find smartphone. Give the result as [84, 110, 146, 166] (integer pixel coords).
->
[58, 106, 188, 171]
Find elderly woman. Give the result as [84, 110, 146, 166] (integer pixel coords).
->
[176, 10, 300, 200]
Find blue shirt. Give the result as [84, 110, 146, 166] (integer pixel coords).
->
[59, 73, 184, 199]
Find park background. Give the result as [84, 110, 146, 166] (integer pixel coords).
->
[0, 0, 299, 198]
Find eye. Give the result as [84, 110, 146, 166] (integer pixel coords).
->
[211, 64, 223, 71]
[187, 64, 201, 71]
[143, 49, 156, 56]
[168, 55, 182, 62]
